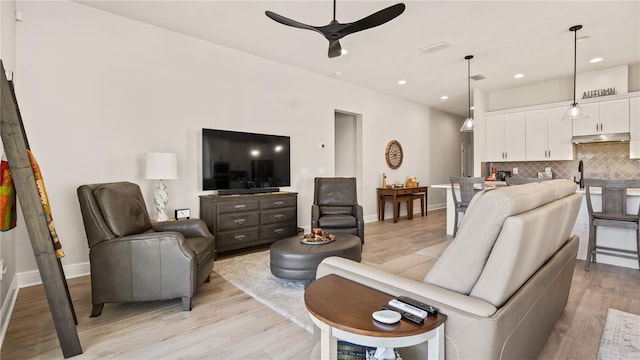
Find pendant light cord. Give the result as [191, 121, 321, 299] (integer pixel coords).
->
[468, 58, 471, 118]
[573, 27, 577, 106]
[569, 25, 582, 107]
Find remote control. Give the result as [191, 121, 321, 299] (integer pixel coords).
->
[382, 305, 424, 324]
[388, 299, 429, 319]
[397, 296, 439, 316]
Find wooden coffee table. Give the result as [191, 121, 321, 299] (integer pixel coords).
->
[305, 274, 446, 360]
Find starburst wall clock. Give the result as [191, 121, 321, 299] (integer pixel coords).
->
[385, 140, 403, 169]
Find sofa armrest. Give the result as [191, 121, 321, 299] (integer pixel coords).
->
[152, 219, 213, 239]
[317, 256, 497, 317]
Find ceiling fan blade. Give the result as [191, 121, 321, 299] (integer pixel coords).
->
[328, 40, 342, 58]
[340, 3, 405, 36]
[265, 11, 319, 33]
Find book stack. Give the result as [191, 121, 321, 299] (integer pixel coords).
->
[337, 341, 370, 360]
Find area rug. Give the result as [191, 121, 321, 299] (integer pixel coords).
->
[213, 250, 314, 333]
[597, 308, 640, 359]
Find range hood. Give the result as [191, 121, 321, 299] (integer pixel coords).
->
[571, 133, 630, 144]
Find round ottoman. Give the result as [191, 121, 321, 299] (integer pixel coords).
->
[270, 234, 362, 280]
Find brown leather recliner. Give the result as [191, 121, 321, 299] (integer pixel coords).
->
[311, 177, 364, 243]
[77, 181, 215, 317]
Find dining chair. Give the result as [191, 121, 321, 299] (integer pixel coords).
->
[450, 176, 485, 237]
[584, 179, 640, 271]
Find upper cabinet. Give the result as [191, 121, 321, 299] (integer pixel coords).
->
[631, 97, 640, 159]
[525, 107, 573, 161]
[572, 98, 630, 136]
[486, 112, 526, 162]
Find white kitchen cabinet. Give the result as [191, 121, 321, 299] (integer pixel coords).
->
[631, 96, 640, 159]
[486, 112, 525, 162]
[525, 107, 573, 161]
[572, 98, 629, 136]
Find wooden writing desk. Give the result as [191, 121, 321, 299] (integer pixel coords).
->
[377, 186, 428, 223]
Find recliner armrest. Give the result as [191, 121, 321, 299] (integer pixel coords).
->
[152, 219, 213, 239]
[317, 256, 497, 317]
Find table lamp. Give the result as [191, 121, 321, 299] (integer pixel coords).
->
[145, 152, 177, 222]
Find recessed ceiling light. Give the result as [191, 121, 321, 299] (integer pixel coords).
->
[441, 95, 448, 100]
[333, 71, 342, 77]
[514, 73, 525, 79]
[590, 57, 603, 63]
[341, 49, 348, 55]
[398, 79, 407, 85]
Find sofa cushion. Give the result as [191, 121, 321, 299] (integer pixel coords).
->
[94, 182, 152, 237]
[318, 214, 357, 228]
[469, 192, 582, 306]
[424, 180, 577, 294]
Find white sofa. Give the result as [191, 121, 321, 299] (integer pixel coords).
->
[317, 179, 582, 359]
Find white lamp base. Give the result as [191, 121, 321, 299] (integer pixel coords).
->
[153, 179, 170, 222]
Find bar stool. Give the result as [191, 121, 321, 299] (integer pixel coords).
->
[450, 176, 485, 237]
[584, 179, 640, 271]
[411, 191, 427, 217]
[380, 194, 413, 223]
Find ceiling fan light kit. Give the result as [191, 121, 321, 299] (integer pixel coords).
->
[460, 55, 475, 132]
[266, 0, 406, 58]
[561, 24, 589, 122]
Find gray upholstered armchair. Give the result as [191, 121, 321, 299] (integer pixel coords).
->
[311, 177, 364, 243]
[77, 181, 215, 317]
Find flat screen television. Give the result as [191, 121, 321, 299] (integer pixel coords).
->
[202, 128, 291, 193]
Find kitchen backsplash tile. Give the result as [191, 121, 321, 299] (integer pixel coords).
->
[483, 143, 640, 181]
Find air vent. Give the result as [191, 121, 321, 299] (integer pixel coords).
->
[470, 74, 486, 81]
[420, 41, 452, 55]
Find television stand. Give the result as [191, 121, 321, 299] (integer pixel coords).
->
[217, 187, 280, 196]
[200, 191, 297, 254]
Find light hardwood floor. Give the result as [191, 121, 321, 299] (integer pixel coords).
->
[2, 209, 639, 359]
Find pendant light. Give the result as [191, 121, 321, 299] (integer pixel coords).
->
[561, 25, 589, 122]
[460, 55, 474, 132]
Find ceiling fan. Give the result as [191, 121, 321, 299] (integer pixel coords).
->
[265, 1, 406, 58]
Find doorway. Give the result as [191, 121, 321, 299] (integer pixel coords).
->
[334, 111, 363, 199]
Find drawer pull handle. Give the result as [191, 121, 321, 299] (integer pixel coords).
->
[274, 201, 284, 206]
[233, 235, 246, 240]
[274, 214, 284, 219]
[234, 204, 247, 209]
[274, 228, 284, 233]
[234, 218, 247, 225]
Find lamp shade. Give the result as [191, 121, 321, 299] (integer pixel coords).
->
[145, 152, 178, 180]
[460, 117, 474, 132]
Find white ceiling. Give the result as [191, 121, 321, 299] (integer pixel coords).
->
[76, 0, 640, 117]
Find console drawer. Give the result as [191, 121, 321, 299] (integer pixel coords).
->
[261, 196, 296, 210]
[218, 211, 259, 231]
[261, 208, 296, 225]
[218, 229, 260, 251]
[262, 222, 296, 241]
[218, 200, 260, 213]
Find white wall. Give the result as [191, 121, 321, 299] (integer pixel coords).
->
[13, 1, 461, 279]
[488, 62, 640, 111]
[334, 112, 357, 178]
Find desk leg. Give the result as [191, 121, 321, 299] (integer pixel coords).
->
[408, 197, 414, 220]
[427, 322, 445, 360]
[393, 195, 399, 223]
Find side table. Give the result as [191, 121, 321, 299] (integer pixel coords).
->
[305, 274, 446, 359]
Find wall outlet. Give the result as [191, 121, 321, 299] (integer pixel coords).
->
[512, 167, 518, 175]
[545, 167, 552, 173]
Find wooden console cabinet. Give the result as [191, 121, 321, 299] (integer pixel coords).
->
[199, 192, 298, 254]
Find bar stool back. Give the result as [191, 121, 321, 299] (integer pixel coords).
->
[584, 178, 640, 271]
[449, 176, 485, 237]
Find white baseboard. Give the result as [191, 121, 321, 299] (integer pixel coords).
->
[0, 275, 18, 348]
[17, 261, 90, 288]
